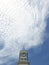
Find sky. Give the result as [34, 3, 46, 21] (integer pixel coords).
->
[0, 0, 49, 65]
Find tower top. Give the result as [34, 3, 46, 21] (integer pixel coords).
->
[20, 50, 28, 54]
[18, 50, 30, 65]
[19, 50, 28, 62]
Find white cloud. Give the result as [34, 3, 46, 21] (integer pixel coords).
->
[0, 0, 49, 64]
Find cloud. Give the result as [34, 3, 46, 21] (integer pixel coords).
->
[0, 0, 49, 64]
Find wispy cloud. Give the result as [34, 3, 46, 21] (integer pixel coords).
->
[0, 0, 49, 64]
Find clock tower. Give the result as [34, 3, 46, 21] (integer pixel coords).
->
[18, 50, 30, 65]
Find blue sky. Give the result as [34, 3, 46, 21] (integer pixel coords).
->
[28, 15, 49, 65]
[0, 0, 49, 65]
